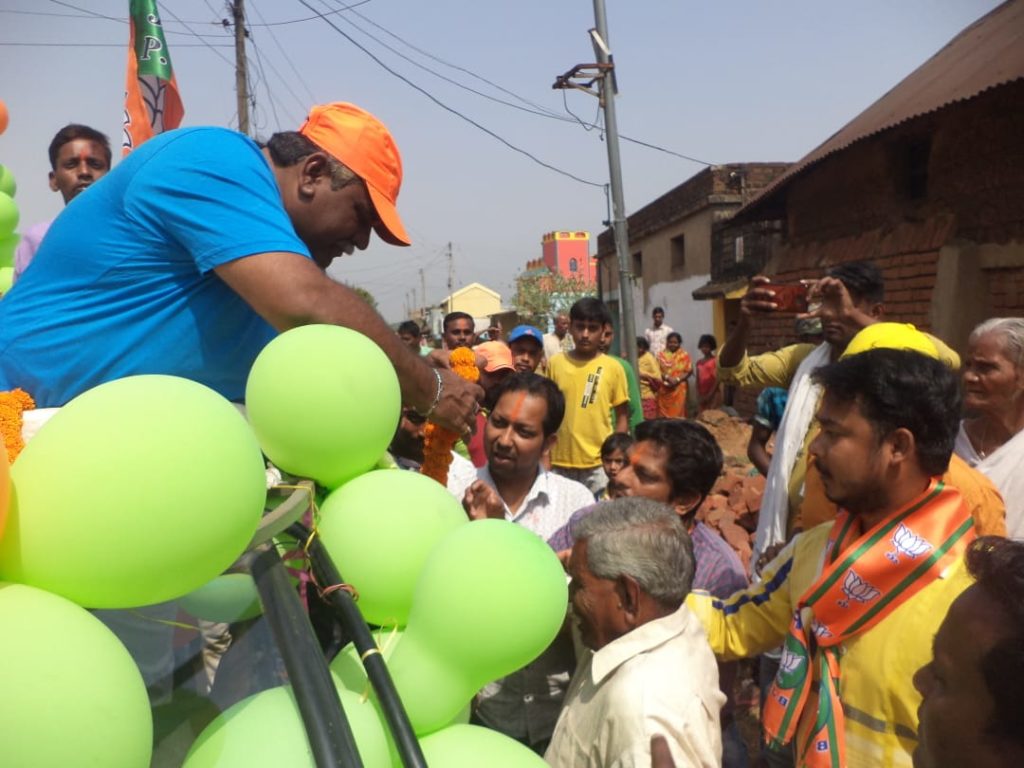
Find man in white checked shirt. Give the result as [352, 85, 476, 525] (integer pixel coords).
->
[447, 372, 594, 754]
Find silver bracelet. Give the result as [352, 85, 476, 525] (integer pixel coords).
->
[419, 368, 443, 419]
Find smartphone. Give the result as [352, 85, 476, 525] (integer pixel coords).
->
[769, 282, 809, 314]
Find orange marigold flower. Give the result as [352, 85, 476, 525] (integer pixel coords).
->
[0, 388, 36, 462]
[421, 348, 479, 485]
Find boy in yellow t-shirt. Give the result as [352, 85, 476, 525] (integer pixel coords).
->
[546, 297, 629, 495]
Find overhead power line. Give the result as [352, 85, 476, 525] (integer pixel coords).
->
[298, 0, 604, 188]
[29, 0, 375, 27]
[248, 0, 318, 104]
[330, 1, 714, 166]
[160, 2, 234, 68]
[0, 41, 233, 47]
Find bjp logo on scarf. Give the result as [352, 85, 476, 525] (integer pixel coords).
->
[886, 523, 933, 564]
[838, 570, 880, 608]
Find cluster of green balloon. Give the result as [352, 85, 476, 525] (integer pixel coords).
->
[0, 375, 267, 608]
[317, 469, 468, 626]
[386, 519, 568, 735]
[183, 681, 390, 768]
[246, 325, 401, 490]
[0, 582, 152, 767]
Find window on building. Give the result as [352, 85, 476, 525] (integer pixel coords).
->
[670, 234, 686, 272]
[569, 258, 578, 273]
[896, 135, 932, 201]
[734, 235, 745, 264]
[632, 251, 643, 280]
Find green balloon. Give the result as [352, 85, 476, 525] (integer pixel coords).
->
[0, 582, 152, 768]
[0, 192, 17, 238]
[183, 683, 390, 768]
[180, 573, 262, 623]
[330, 626, 404, 693]
[0, 375, 267, 608]
[420, 724, 548, 767]
[0, 233, 16, 269]
[0, 164, 15, 198]
[317, 469, 466, 627]
[387, 520, 568, 735]
[245, 325, 401, 490]
[0, 266, 12, 296]
[330, 630, 470, 724]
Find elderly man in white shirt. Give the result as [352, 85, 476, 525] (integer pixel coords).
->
[546, 498, 723, 768]
[448, 372, 595, 753]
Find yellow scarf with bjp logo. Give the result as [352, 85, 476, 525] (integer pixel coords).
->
[762, 479, 975, 768]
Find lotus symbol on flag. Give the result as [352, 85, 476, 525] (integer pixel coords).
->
[812, 620, 834, 640]
[839, 570, 881, 607]
[886, 523, 933, 564]
[778, 647, 804, 677]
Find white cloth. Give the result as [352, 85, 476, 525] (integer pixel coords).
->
[447, 465, 595, 544]
[643, 324, 674, 357]
[446, 451, 478, 494]
[448, 464, 593, 745]
[955, 421, 1024, 539]
[545, 604, 724, 768]
[751, 341, 832, 564]
[543, 332, 574, 363]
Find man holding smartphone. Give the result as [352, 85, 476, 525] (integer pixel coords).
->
[718, 262, 885, 558]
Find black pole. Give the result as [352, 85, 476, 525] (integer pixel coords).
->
[289, 523, 428, 768]
[247, 544, 365, 768]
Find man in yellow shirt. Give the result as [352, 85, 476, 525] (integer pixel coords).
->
[546, 297, 629, 495]
[688, 348, 978, 768]
[718, 261, 960, 560]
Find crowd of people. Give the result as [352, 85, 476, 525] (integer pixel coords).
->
[388, 268, 1023, 767]
[1, 103, 1021, 768]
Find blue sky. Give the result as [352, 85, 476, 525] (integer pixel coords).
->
[0, 0, 1002, 320]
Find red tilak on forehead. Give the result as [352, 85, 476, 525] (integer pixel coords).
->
[507, 391, 528, 422]
[78, 150, 90, 163]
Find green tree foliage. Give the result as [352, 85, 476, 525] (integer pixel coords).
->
[513, 269, 595, 326]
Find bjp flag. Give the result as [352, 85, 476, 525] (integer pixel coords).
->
[122, 0, 184, 156]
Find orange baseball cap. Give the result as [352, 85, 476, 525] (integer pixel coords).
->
[298, 102, 411, 246]
[474, 341, 515, 373]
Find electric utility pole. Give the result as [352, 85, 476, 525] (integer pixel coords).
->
[552, 0, 637, 371]
[231, 0, 250, 136]
[447, 242, 454, 295]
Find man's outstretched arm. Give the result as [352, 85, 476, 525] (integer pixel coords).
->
[216, 251, 482, 433]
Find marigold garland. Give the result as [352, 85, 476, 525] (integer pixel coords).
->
[0, 388, 35, 462]
[420, 348, 479, 485]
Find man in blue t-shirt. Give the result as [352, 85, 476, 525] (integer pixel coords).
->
[0, 102, 480, 433]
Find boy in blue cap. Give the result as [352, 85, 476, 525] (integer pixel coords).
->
[508, 324, 545, 373]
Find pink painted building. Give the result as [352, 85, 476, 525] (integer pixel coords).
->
[531, 231, 596, 283]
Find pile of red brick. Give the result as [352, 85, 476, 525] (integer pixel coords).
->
[693, 409, 765, 571]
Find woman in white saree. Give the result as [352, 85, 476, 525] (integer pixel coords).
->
[955, 317, 1024, 539]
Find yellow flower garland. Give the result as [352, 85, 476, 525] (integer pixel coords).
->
[420, 348, 479, 485]
[0, 388, 35, 462]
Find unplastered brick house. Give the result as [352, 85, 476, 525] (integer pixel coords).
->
[698, 0, 1024, 416]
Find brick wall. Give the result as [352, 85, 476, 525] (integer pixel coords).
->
[717, 80, 1024, 417]
[989, 267, 1024, 315]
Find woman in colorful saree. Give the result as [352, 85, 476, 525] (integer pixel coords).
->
[656, 331, 691, 418]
